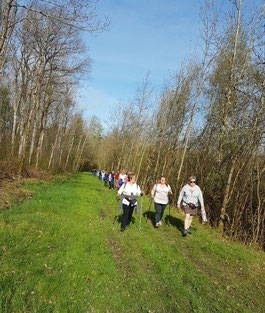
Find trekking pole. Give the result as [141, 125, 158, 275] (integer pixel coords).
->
[138, 196, 144, 231]
[113, 197, 120, 224]
[167, 204, 171, 226]
[146, 198, 153, 223]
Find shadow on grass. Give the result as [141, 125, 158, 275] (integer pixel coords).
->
[143, 211, 184, 234]
[143, 211, 156, 227]
[164, 215, 184, 234]
[113, 214, 136, 226]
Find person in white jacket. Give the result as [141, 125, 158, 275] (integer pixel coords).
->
[117, 173, 142, 232]
[177, 176, 207, 236]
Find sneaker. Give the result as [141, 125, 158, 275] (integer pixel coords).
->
[159, 221, 162, 226]
[155, 223, 159, 228]
[120, 228, 125, 232]
[182, 229, 188, 237]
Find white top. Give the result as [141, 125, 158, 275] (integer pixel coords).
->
[118, 182, 142, 206]
[119, 174, 127, 182]
[153, 184, 172, 205]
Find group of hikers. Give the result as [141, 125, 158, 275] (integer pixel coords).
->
[92, 169, 207, 236]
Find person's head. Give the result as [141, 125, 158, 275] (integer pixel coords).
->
[160, 176, 167, 184]
[128, 172, 136, 183]
[188, 176, 196, 185]
[121, 170, 125, 175]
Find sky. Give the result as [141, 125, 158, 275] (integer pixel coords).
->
[76, 0, 264, 125]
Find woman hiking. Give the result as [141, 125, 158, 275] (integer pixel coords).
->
[151, 176, 172, 228]
[177, 176, 207, 237]
[117, 172, 142, 232]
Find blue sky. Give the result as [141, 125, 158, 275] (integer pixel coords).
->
[76, 0, 264, 124]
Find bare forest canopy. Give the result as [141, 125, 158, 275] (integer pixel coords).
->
[0, 0, 264, 248]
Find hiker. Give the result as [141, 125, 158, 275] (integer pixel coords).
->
[117, 172, 142, 232]
[103, 172, 108, 187]
[117, 170, 127, 189]
[115, 171, 120, 188]
[177, 176, 207, 237]
[108, 171, 115, 189]
[151, 176, 172, 228]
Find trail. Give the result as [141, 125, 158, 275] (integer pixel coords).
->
[0, 173, 264, 313]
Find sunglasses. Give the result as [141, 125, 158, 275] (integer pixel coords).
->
[190, 181, 196, 183]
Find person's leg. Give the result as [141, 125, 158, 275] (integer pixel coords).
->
[184, 213, 191, 230]
[183, 213, 191, 236]
[127, 206, 134, 226]
[121, 204, 130, 231]
[188, 215, 193, 228]
[155, 203, 162, 226]
[160, 204, 167, 223]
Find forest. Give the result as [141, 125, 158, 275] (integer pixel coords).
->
[0, 0, 264, 248]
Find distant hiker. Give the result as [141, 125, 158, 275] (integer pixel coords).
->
[177, 176, 207, 237]
[108, 171, 115, 189]
[117, 172, 142, 232]
[115, 171, 120, 188]
[103, 172, 108, 187]
[151, 176, 172, 228]
[117, 170, 127, 189]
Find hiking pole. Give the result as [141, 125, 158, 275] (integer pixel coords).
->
[113, 197, 120, 224]
[146, 198, 153, 223]
[138, 195, 144, 231]
[167, 204, 171, 226]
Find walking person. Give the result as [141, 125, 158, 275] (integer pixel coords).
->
[151, 176, 172, 228]
[115, 170, 120, 188]
[117, 170, 127, 189]
[177, 176, 207, 237]
[117, 173, 142, 232]
[108, 171, 115, 189]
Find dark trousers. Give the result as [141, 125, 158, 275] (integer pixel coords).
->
[154, 203, 167, 224]
[109, 180, 114, 189]
[121, 204, 134, 229]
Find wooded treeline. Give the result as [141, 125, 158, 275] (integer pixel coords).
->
[0, 0, 264, 248]
[96, 1, 265, 248]
[0, 0, 106, 174]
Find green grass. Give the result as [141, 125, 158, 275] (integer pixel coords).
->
[0, 173, 264, 313]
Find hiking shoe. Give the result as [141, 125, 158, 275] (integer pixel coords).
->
[120, 228, 125, 232]
[155, 223, 159, 228]
[187, 228, 192, 234]
[159, 221, 162, 225]
[182, 229, 188, 237]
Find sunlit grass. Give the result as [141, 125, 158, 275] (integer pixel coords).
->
[0, 173, 264, 312]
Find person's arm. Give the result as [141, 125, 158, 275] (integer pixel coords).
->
[118, 183, 125, 196]
[151, 185, 156, 198]
[197, 187, 204, 208]
[177, 186, 185, 209]
[168, 185, 172, 195]
[136, 185, 142, 196]
[198, 187, 207, 222]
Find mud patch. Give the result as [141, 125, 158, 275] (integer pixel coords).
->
[99, 210, 105, 220]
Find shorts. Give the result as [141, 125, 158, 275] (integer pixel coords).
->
[183, 205, 198, 216]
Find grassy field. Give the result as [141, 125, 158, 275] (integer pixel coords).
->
[0, 173, 264, 313]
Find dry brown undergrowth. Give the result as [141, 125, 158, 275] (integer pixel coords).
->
[0, 161, 56, 211]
